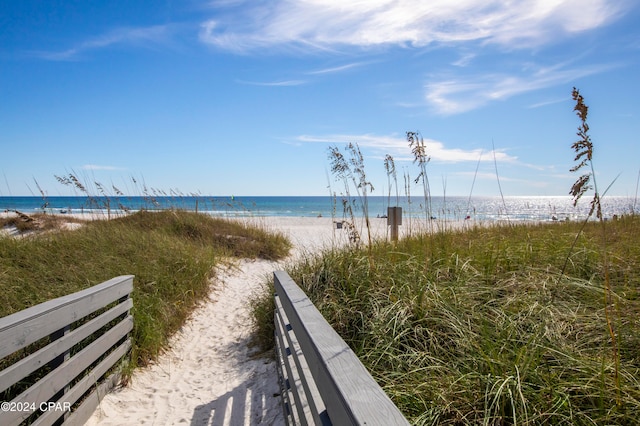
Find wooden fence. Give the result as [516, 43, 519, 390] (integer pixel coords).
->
[273, 271, 410, 426]
[0, 275, 134, 426]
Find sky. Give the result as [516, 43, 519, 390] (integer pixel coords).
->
[1, 0, 640, 197]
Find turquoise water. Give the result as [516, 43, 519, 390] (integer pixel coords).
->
[1, 195, 637, 222]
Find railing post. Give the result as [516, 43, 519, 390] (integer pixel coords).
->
[49, 324, 72, 424]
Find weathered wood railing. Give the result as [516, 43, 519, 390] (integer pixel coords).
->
[0, 275, 134, 426]
[273, 271, 410, 426]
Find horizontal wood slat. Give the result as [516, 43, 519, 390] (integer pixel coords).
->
[0, 275, 134, 426]
[0, 299, 132, 395]
[0, 275, 133, 359]
[32, 340, 131, 426]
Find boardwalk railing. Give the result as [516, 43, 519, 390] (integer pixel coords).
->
[0, 275, 134, 426]
[273, 271, 410, 426]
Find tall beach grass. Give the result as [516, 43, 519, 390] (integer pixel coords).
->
[253, 218, 640, 424]
[251, 88, 639, 424]
[0, 209, 290, 384]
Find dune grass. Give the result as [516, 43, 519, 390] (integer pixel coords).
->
[250, 88, 640, 424]
[253, 217, 640, 424]
[0, 210, 291, 374]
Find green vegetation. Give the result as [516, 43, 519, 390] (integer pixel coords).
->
[254, 218, 640, 424]
[252, 89, 640, 425]
[0, 210, 290, 372]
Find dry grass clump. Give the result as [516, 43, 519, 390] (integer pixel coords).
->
[0, 211, 84, 234]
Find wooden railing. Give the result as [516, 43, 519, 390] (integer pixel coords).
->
[0, 275, 134, 426]
[273, 271, 410, 426]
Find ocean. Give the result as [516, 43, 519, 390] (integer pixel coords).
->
[1, 195, 637, 222]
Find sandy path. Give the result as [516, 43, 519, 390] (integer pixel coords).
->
[85, 216, 459, 425]
[85, 217, 349, 426]
[86, 258, 284, 426]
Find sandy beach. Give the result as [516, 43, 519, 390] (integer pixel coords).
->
[84, 216, 404, 426]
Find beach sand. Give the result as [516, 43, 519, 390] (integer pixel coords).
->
[85, 257, 285, 426]
[1, 214, 469, 425]
[84, 216, 384, 426]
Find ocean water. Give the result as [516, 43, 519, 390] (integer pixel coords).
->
[1, 195, 637, 222]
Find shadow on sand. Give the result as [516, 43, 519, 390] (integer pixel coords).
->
[191, 376, 284, 426]
[189, 331, 285, 426]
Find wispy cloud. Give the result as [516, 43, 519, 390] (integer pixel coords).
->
[81, 164, 122, 171]
[33, 25, 176, 61]
[456, 171, 530, 183]
[199, 0, 629, 52]
[307, 62, 368, 75]
[296, 133, 517, 163]
[233, 62, 366, 89]
[528, 97, 570, 109]
[425, 61, 618, 115]
[452, 52, 477, 67]
[235, 79, 306, 86]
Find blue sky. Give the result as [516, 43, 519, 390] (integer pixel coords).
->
[1, 1, 639, 197]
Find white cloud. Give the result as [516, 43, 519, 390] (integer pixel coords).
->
[34, 25, 176, 60]
[199, 0, 629, 52]
[307, 62, 368, 75]
[456, 171, 525, 183]
[527, 97, 569, 109]
[425, 61, 618, 115]
[81, 164, 121, 171]
[296, 133, 517, 163]
[236, 79, 306, 86]
[452, 52, 477, 67]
